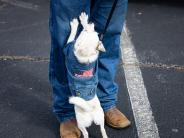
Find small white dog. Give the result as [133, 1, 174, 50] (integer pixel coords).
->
[66, 12, 108, 138]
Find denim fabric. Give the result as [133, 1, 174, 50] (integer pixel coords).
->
[63, 41, 98, 101]
[49, 0, 128, 122]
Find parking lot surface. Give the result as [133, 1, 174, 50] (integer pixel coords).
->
[0, 0, 183, 138]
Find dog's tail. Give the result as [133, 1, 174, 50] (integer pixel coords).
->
[69, 96, 92, 111]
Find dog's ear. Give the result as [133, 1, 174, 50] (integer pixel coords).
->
[97, 41, 106, 52]
[90, 23, 94, 30]
[86, 23, 94, 32]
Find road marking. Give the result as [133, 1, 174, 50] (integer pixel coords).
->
[1, 0, 39, 11]
[121, 25, 160, 138]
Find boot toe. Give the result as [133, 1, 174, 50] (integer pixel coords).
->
[60, 119, 81, 138]
[105, 107, 131, 129]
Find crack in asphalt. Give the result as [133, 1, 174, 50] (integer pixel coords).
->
[0, 21, 47, 33]
[0, 55, 184, 71]
[0, 3, 7, 10]
[0, 55, 49, 62]
[121, 62, 184, 71]
[1, 0, 39, 11]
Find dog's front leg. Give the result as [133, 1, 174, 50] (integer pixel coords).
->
[79, 12, 89, 30]
[67, 18, 79, 44]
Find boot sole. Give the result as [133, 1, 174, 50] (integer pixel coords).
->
[105, 120, 131, 129]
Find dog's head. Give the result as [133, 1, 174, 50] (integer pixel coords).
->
[75, 26, 106, 58]
[83, 23, 105, 52]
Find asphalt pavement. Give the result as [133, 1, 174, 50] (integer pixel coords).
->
[0, 0, 184, 138]
[127, 1, 184, 138]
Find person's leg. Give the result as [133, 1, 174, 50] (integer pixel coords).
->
[90, 0, 128, 111]
[49, 0, 90, 123]
[90, 0, 130, 129]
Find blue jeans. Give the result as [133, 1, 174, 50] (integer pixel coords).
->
[49, 0, 128, 123]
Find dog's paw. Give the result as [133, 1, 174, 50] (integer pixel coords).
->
[70, 18, 79, 30]
[79, 12, 88, 27]
[79, 12, 88, 22]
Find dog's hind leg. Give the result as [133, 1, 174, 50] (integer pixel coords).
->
[78, 126, 89, 138]
[100, 124, 108, 138]
[67, 18, 79, 43]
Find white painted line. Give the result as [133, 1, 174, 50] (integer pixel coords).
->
[1, 0, 39, 11]
[121, 25, 160, 138]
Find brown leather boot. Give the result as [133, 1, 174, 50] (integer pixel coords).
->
[105, 107, 131, 129]
[60, 119, 81, 138]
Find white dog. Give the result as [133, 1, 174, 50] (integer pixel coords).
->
[66, 12, 108, 138]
